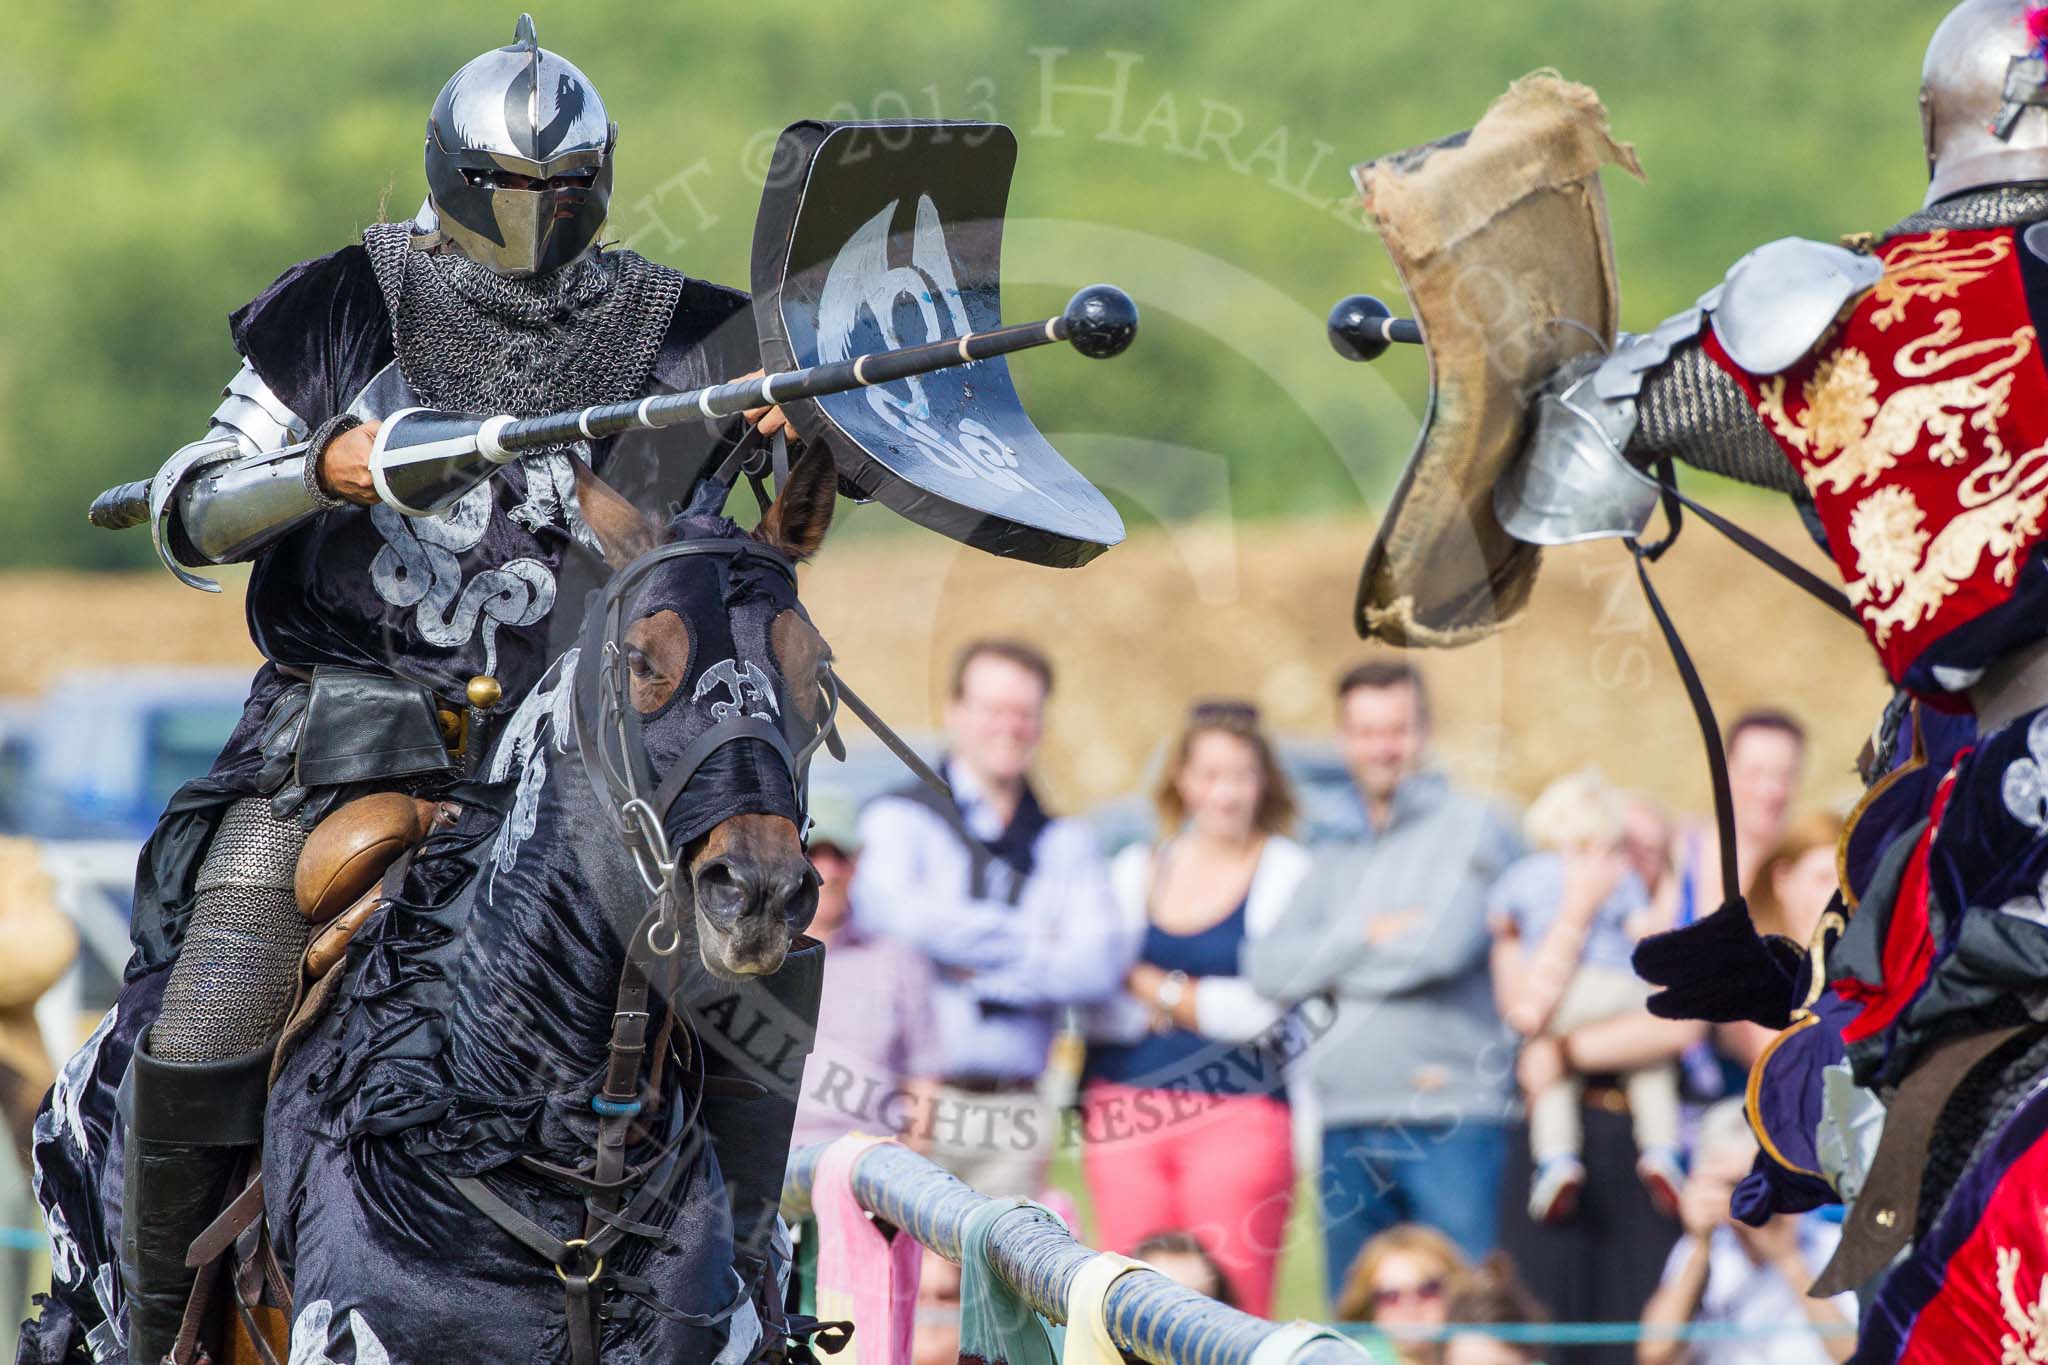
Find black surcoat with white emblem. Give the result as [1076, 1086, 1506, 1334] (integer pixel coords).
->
[128, 231, 760, 974]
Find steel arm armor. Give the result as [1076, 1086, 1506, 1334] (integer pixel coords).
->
[1495, 238, 1873, 545]
[152, 361, 321, 591]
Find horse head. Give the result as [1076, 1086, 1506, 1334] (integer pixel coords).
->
[575, 446, 838, 979]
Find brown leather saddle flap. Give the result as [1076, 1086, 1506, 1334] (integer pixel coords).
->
[1811, 1023, 2030, 1296]
[293, 793, 445, 924]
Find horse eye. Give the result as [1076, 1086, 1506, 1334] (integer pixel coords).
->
[625, 647, 653, 679]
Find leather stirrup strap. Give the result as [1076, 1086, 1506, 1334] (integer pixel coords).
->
[261, 1233, 293, 1322]
[231, 1213, 282, 1365]
[168, 1258, 218, 1365]
[184, 1172, 266, 1269]
[1811, 1023, 2033, 1296]
[232, 1295, 283, 1365]
[168, 1156, 267, 1365]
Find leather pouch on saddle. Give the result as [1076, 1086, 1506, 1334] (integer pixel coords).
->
[294, 791, 447, 978]
[687, 935, 826, 1261]
[1352, 74, 1643, 646]
[294, 666, 456, 789]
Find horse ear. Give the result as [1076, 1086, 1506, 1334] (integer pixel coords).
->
[753, 443, 837, 561]
[572, 459, 660, 571]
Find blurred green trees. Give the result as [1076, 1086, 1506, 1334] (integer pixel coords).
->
[0, 3, 1927, 567]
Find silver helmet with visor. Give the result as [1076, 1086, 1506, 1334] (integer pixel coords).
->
[423, 14, 616, 277]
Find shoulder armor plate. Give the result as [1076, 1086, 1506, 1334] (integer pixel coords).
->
[1703, 237, 1883, 377]
[210, 360, 307, 453]
[1592, 307, 1707, 400]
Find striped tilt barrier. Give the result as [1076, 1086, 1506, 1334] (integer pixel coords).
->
[784, 1141, 1366, 1365]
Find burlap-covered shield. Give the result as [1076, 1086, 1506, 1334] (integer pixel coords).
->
[1353, 75, 1643, 646]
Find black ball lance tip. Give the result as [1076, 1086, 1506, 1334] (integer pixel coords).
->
[1063, 285, 1139, 359]
[1327, 294, 1422, 362]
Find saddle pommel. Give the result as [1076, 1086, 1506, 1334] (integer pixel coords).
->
[294, 792, 444, 923]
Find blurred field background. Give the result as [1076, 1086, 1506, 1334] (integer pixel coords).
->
[0, 1, 1920, 803]
[0, 501, 1887, 819]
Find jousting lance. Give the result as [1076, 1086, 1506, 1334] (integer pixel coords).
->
[88, 283, 1139, 528]
[1325, 294, 1423, 363]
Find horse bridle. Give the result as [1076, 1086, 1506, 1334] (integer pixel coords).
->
[572, 537, 833, 957]
[572, 534, 955, 955]
[462, 535, 927, 1365]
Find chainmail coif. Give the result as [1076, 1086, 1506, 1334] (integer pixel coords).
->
[362, 222, 686, 422]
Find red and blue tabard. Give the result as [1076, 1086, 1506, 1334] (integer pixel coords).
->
[1705, 227, 2048, 704]
[1857, 1079, 2048, 1363]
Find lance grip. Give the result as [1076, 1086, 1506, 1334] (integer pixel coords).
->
[89, 480, 152, 530]
[1327, 294, 1423, 362]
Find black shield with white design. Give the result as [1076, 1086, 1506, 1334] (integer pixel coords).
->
[749, 120, 1124, 568]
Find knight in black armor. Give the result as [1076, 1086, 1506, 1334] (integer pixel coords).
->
[86, 19, 778, 1362]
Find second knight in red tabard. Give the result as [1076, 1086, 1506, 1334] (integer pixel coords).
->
[1494, 2, 2048, 1356]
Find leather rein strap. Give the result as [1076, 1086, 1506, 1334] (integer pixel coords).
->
[1627, 464, 1858, 906]
[1648, 470, 1858, 625]
[1627, 535, 1743, 905]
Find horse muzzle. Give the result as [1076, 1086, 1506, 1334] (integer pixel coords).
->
[689, 815, 817, 977]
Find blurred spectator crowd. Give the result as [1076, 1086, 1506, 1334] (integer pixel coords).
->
[0, 637, 1856, 1361]
[797, 637, 1856, 1365]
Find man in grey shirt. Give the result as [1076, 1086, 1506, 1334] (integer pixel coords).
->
[1246, 660, 1522, 1299]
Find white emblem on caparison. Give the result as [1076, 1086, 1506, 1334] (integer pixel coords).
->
[693, 658, 781, 722]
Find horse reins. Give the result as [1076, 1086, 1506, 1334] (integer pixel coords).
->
[1626, 459, 1857, 908]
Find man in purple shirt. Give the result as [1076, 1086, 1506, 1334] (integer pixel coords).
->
[792, 798, 943, 1150]
[849, 639, 1127, 1197]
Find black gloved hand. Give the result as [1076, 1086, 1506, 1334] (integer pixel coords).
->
[1631, 896, 1805, 1028]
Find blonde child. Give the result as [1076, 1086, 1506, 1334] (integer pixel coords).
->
[1488, 770, 1682, 1223]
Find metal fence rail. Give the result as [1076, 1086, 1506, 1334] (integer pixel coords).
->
[783, 1141, 1361, 1365]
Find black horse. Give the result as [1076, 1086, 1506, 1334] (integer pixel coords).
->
[25, 452, 841, 1365]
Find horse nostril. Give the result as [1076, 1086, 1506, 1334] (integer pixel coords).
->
[695, 853, 817, 936]
[693, 858, 749, 927]
[785, 869, 820, 934]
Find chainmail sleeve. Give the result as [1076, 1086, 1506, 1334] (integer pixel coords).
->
[1626, 335, 1807, 495]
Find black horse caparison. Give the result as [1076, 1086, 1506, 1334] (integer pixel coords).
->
[259, 452, 838, 1364]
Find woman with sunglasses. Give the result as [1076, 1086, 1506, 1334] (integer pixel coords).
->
[1078, 699, 1310, 1317]
[1335, 1223, 1469, 1362]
